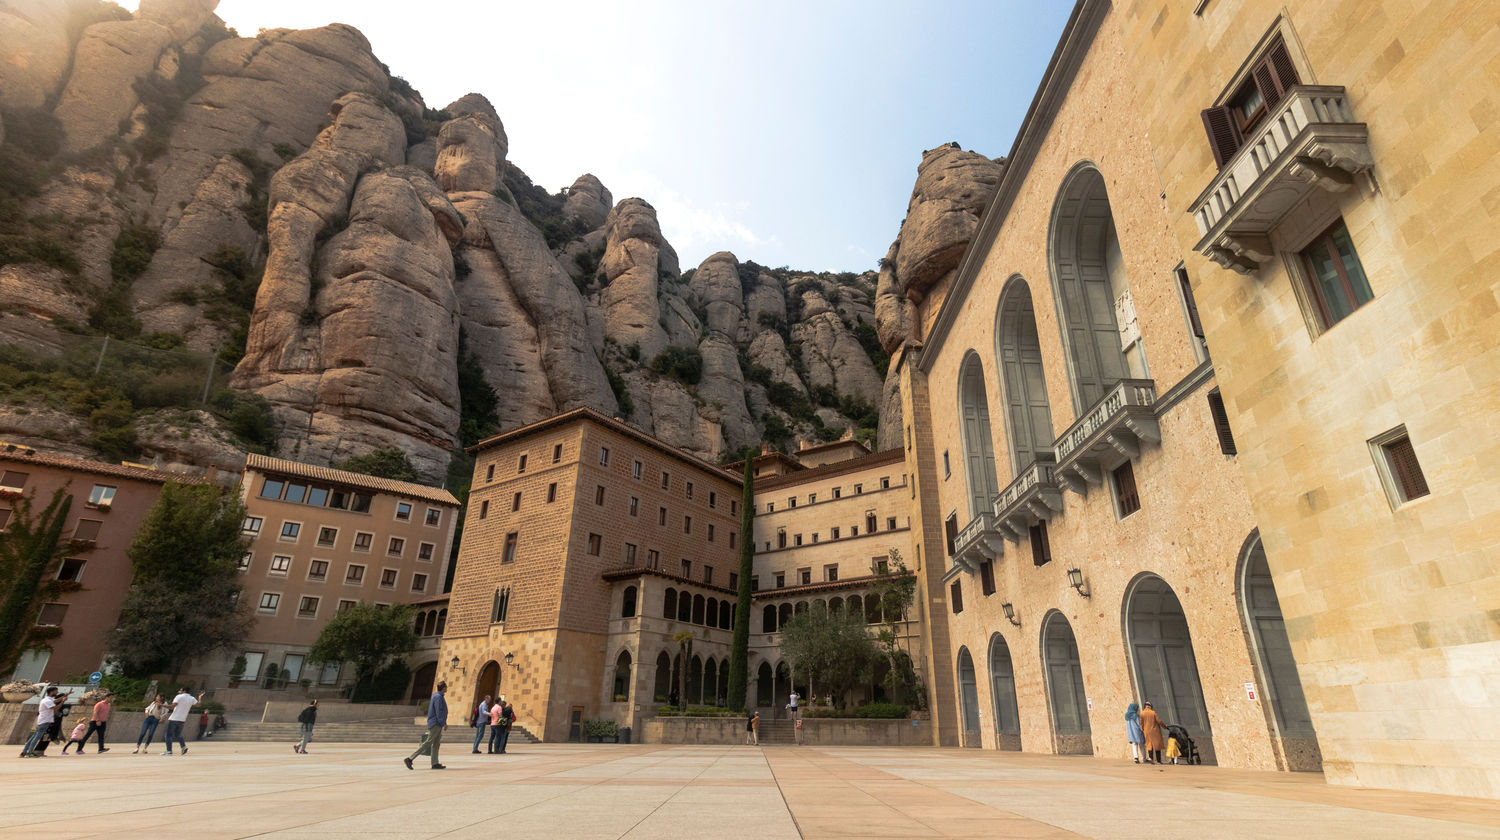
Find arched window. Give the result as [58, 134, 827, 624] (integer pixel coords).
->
[778, 603, 792, 626]
[612, 650, 633, 701]
[663, 587, 677, 620]
[756, 661, 773, 706]
[1048, 164, 1144, 413]
[654, 651, 672, 703]
[678, 593, 692, 623]
[865, 595, 881, 624]
[829, 596, 844, 613]
[413, 611, 426, 635]
[705, 598, 718, 627]
[704, 659, 718, 705]
[719, 601, 732, 630]
[1042, 611, 1090, 744]
[794, 600, 808, 615]
[959, 352, 1001, 516]
[435, 608, 446, 635]
[763, 604, 777, 633]
[622, 586, 637, 618]
[692, 594, 706, 625]
[989, 633, 1021, 742]
[424, 611, 438, 636]
[994, 277, 1055, 471]
[957, 647, 981, 747]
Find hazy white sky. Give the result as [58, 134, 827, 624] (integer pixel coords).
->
[123, 1, 1072, 272]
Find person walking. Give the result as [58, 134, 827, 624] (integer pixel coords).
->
[1125, 702, 1145, 763]
[750, 710, 760, 746]
[470, 694, 492, 754]
[404, 680, 448, 770]
[59, 720, 89, 755]
[494, 699, 514, 754]
[486, 699, 503, 753]
[745, 710, 756, 745]
[787, 691, 800, 719]
[80, 693, 113, 753]
[134, 695, 168, 753]
[163, 688, 203, 755]
[1139, 700, 1168, 765]
[20, 686, 69, 757]
[294, 700, 317, 754]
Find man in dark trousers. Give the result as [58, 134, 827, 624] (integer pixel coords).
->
[494, 699, 514, 754]
[294, 699, 317, 754]
[404, 681, 448, 770]
[470, 694, 491, 754]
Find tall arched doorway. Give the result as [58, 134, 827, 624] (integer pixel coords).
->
[995, 277, 1055, 472]
[959, 352, 1001, 517]
[756, 662, 773, 707]
[1042, 611, 1092, 754]
[612, 650, 633, 702]
[957, 647, 981, 748]
[1126, 575, 1213, 761]
[474, 660, 500, 707]
[653, 652, 672, 703]
[988, 633, 1021, 750]
[1048, 164, 1144, 413]
[1241, 535, 1321, 770]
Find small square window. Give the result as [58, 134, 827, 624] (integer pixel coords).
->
[388, 537, 405, 557]
[854, 484, 863, 494]
[425, 509, 441, 527]
[824, 564, 838, 582]
[417, 542, 434, 561]
[880, 477, 890, 490]
[411, 573, 428, 592]
[242, 516, 263, 536]
[502, 532, 518, 564]
[380, 569, 398, 588]
[259, 478, 284, 499]
[70, 518, 100, 542]
[279, 521, 300, 541]
[308, 560, 329, 581]
[57, 557, 86, 582]
[284, 483, 307, 504]
[553, 443, 563, 463]
[395, 502, 412, 521]
[298, 596, 319, 618]
[237, 552, 252, 573]
[1371, 426, 1431, 508]
[35, 603, 68, 626]
[317, 526, 337, 547]
[775, 573, 785, 588]
[1112, 461, 1141, 519]
[258, 593, 281, 614]
[799, 569, 811, 585]
[269, 555, 292, 575]
[337, 599, 357, 612]
[831, 527, 840, 539]
[632, 460, 643, 480]
[587, 533, 602, 556]
[345, 564, 365, 584]
[518, 454, 528, 474]
[87, 484, 117, 508]
[1300, 219, 1374, 331]
[353, 532, 373, 551]
[599, 447, 610, 466]
[886, 516, 897, 530]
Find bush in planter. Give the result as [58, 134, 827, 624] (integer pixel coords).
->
[582, 719, 619, 740]
[656, 705, 740, 717]
[802, 703, 909, 719]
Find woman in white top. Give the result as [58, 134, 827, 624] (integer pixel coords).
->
[133, 694, 170, 754]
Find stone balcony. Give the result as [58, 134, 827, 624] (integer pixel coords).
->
[1053, 379, 1160, 496]
[953, 511, 1006, 571]
[1191, 86, 1373, 274]
[992, 456, 1064, 542]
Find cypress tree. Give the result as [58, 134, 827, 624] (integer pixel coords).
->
[726, 455, 755, 709]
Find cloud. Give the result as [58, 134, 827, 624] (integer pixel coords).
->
[611, 172, 774, 267]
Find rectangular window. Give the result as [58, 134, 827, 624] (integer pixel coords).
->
[307, 486, 329, 508]
[880, 477, 890, 490]
[479, 501, 489, 519]
[0, 470, 29, 491]
[777, 529, 787, 549]
[950, 581, 963, 614]
[624, 543, 637, 565]
[1029, 521, 1052, 567]
[242, 516, 263, 537]
[587, 533, 602, 556]
[1301, 219, 1374, 329]
[308, 560, 329, 581]
[548, 483, 558, 503]
[595, 485, 606, 506]
[35, 603, 67, 626]
[646, 549, 659, 569]
[1202, 34, 1300, 166]
[809, 493, 816, 504]
[57, 557, 85, 582]
[345, 564, 365, 584]
[629, 496, 638, 516]
[258, 593, 280, 614]
[329, 490, 349, 510]
[980, 559, 996, 596]
[395, 502, 412, 521]
[1207, 390, 1237, 456]
[825, 564, 839, 582]
[775, 573, 785, 588]
[661, 471, 670, 490]
[236, 552, 253, 573]
[703, 566, 713, 584]
[707, 523, 715, 542]
[789, 496, 797, 508]
[599, 446, 610, 466]
[1175, 267, 1208, 360]
[851, 526, 858, 537]
[632, 460, 643, 480]
[350, 494, 372, 514]
[87, 484, 116, 508]
[794, 533, 803, 546]
[944, 514, 958, 557]
[317, 527, 338, 547]
[380, 569, 397, 588]
[1112, 461, 1141, 519]
[418, 542, 434, 561]
[279, 521, 300, 541]
[709, 491, 717, 509]
[799, 569, 811, 585]
[512, 491, 521, 512]
[517, 454, 528, 474]
[269, 555, 292, 575]
[297, 596, 319, 618]
[681, 559, 692, 578]
[729, 532, 738, 551]
[812, 533, 820, 543]
[686, 481, 694, 500]
[259, 478, 284, 499]
[683, 515, 692, 535]
[866, 512, 877, 533]
[337, 599, 356, 612]
[1372, 427, 1431, 507]
[833, 488, 841, 499]
[854, 483, 863, 495]
[411, 573, 428, 592]
[875, 556, 890, 575]
[659, 507, 667, 526]
[553, 443, 563, 463]
[486, 464, 495, 482]
[887, 516, 897, 530]
[831, 527, 840, 540]
[730, 572, 738, 590]
[426, 508, 441, 527]
[749, 575, 758, 591]
[502, 532, 518, 564]
[767, 502, 774, 513]
[284, 483, 307, 504]
[388, 537, 405, 557]
[353, 532, 373, 552]
[731, 499, 737, 515]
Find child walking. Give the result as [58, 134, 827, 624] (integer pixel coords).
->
[58, 720, 89, 755]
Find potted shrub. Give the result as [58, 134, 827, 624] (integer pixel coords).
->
[262, 662, 279, 688]
[613, 693, 628, 703]
[2, 679, 40, 703]
[228, 654, 246, 687]
[582, 719, 619, 743]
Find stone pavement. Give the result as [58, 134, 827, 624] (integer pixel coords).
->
[3, 742, 1498, 839]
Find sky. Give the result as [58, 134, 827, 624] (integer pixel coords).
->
[123, 1, 1074, 273]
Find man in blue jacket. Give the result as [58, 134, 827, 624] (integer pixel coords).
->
[470, 694, 491, 754]
[404, 681, 448, 770]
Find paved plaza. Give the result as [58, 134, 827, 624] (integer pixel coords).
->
[4, 742, 1498, 839]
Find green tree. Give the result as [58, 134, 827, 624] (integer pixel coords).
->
[726, 456, 754, 709]
[107, 483, 253, 677]
[868, 549, 924, 708]
[777, 605, 878, 709]
[307, 603, 417, 701]
[0, 488, 71, 675]
[333, 447, 419, 482]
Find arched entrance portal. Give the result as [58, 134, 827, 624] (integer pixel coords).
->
[957, 647, 981, 747]
[1241, 535, 1321, 770]
[474, 660, 500, 708]
[408, 661, 437, 704]
[1042, 611, 1092, 754]
[988, 634, 1021, 750]
[1126, 575, 1213, 762]
[756, 662, 773, 707]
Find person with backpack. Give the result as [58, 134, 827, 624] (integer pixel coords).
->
[294, 700, 317, 754]
[493, 699, 514, 754]
[470, 694, 492, 754]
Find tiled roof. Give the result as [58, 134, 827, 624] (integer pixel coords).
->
[754, 448, 905, 491]
[749, 572, 913, 601]
[243, 453, 459, 506]
[0, 446, 207, 486]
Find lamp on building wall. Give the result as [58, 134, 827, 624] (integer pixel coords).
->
[1066, 568, 1091, 598]
[1001, 603, 1021, 626]
[504, 652, 521, 674]
[449, 655, 465, 676]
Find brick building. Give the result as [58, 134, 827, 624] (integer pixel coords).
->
[1, 445, 205, 683]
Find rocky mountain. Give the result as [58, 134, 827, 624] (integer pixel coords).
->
[0, 0, 1000, 483]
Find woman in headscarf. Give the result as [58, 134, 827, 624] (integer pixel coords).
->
[1139, 701, 1167, 764]
[1125, 702, 1145, 763]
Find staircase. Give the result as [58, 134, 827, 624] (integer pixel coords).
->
[756, 718, 797, 745]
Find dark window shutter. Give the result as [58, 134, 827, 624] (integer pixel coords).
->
[1387, 436, 1430, 501]
[1208, 390, 1237, 456]
[950, 581, 963, 614]
[1029, 521, 1051, 567]
[1201, 106, 1242, 168]
[1177, 268, 1205, 341]
[945, 514, 958, 557]
[980, 560, 995, 596]
[1267, 37, 1301, 94]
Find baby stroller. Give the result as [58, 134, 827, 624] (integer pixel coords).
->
[1164, 724, 1202, 765]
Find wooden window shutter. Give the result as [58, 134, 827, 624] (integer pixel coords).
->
[945, 514, 958, 557]
[1207, 390, 1237, 456]
[1201, 106, 1243, 168]
[950, 580, 964, 614]
[1177, 268, 1205, 341]
[1387, 436, 1429, 501]
[1029, 521, 1051, 567]
[1251, 36, 1301, 110]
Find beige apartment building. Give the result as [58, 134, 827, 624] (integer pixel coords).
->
[1, 445, 204, 683]
[192, 454, 459, 691]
